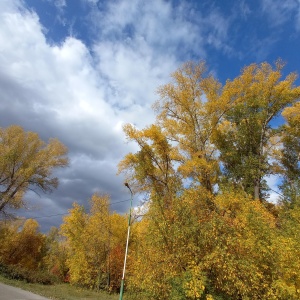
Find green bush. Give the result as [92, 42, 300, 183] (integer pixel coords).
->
[0, 263, 59, 285]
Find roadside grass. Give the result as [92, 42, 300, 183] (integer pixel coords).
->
[0, 274, 121, 300]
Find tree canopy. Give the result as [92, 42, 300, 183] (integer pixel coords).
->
[118, 60, 300, 299]
[0, 61, 300, 299]
[0, 125, 68, 216]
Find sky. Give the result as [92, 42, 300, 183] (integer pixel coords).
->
[0, 0, 300, 232]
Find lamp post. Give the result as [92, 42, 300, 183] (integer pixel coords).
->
[119, 182, 133, 300]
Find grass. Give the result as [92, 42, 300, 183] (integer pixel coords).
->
[0, 274, 121, 300]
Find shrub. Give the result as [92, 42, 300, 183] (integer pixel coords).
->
[0, 263, 59, 284]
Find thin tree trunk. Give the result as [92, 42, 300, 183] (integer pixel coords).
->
[254, 179, 260, 200]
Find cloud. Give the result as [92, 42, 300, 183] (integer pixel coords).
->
[88, 0, 232, 115]
[265, 175, 281, 203]
[261, 0, 300, 29]
[0, 0, 233, 231]
[1, 0, 297, 231]
[0, 0, 134, 228]
[88, 0, 231, 59]
[202, 9, 230, 52]
[239, 0, 251, 20]
[54, 0, 66, 10]
[297, 1, 300, 31]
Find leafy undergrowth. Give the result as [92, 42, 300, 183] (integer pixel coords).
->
[0, 274, 121, 300]
[0, 264, 58, 285]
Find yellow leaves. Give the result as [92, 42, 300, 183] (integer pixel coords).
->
[223, 60, 300, 115]
[118, 122, 180, 198]
[282, 101, 300, 137]
[60, 193, 128, 290]
[0, 125, 68, 214]
[22, 218, 40, 234]
[61, 202, 86, 243]
[118, 60, 300, 299]
[0, 218, 46, 271]
[183, 263, 206, 299]
[214, 190, 276, 232]
[153, 61, 224, 193]
[89, 193, 110, 215]
[214, 60, 300, 200]
[196, 191, 281, 298]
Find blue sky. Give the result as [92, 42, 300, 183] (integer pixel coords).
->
[0, 0, 300, 231]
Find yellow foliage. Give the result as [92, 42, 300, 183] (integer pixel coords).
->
[154, 61, 223, 193]
[214, 60, 300, 200]
[0, 125, 68, 214]
[60, 194, 127, 291]
[118, 60, 300, 299]
[0, 219, 46, 271]
[183, 263, 206, 299]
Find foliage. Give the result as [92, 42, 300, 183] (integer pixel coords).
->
[0, 263, 58, 284]
[0, 219, 61, 284]
[118, 60, 300, 299]
[1, 60, 299, 299]
[154, 61, 223, 193]
[278, 101, 300, 207]
[42, 227, 69, 281]
[0, 125, 68, 215]
[60, 193, 127, 292]
[126, 189, 280, 299]
[0, 219, 46, 270]
[214, 61, 300, 200]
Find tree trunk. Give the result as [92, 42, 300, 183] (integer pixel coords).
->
[254, 179, 260, 200]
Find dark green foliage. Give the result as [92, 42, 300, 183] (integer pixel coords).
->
[0, 263, 59, 284]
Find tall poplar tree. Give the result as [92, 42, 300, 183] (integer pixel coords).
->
[214, 61, 300, 200]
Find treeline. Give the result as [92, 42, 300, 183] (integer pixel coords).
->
[0, 60, 300, 299]
[118, 60, 300, 299]
[0, 194, 127, 292]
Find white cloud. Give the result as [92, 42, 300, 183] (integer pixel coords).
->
[0, 0, 233, 230]
[265, 175, 282, 203]
[89, 0, 230, 60]
[54, 0, 66, 10]
[203, 10, 230, 51]
[88, 0, 231, 122]
[0, 0, 132, 224]
[1, 0, 297, 230]
[262, 0, 300, 29]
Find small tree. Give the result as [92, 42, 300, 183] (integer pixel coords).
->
[61, 194, 127, 291]
[0, 125, 68, 215]
[0, 219, 46, 270]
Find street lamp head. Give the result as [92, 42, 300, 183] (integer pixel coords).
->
[124, 182, 130, 189]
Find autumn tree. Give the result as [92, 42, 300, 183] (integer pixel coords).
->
[42, 227, 69, 281]
[278, 101, 300, 207]
[0, 125, 68, 215]
[119, 62, 225, 299]
[60, 202, 88, 286]
[60, 193, 127, 291]
[118, 64, 227, 297]
[272, 204, 300, 299]
[119, 60, 300, 299]
[154, 61, 225, 195]
[271, 100, 300, 298]
[214, 61, 300, 200]
[0, 219, 46, 270]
